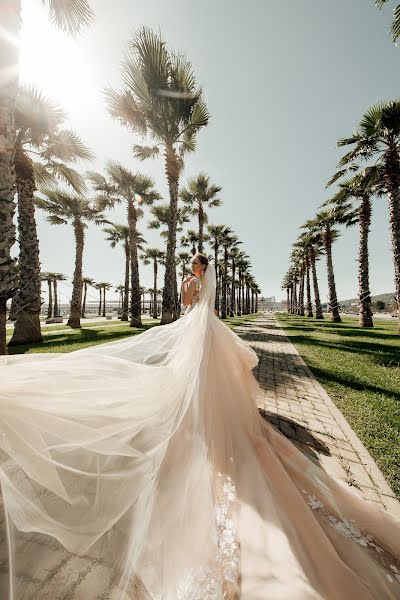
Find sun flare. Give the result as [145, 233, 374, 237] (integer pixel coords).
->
[19, 2, 93, 116]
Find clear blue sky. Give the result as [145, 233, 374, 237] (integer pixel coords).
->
[19, 0, 398, 305]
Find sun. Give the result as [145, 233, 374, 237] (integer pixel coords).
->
[19, 1, 94, 116]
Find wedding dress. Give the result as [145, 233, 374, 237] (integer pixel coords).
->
[0, 263, 399, 600]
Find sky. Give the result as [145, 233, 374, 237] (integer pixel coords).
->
[18, 0, 399, 306]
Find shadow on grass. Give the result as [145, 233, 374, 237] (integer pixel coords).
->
[7, 322, 159, 355]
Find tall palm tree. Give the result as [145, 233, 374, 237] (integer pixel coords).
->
[41, 271, 54, 320]
[179, 173, 222, 252]
[297, 230, 324, 319]
[9, 86, 91, 345]
[281, 273, 291, 313]
[103, 224, 146, 322]
[141, 249, 165, 319]
[106, 28, 209, 324]
[115, 284, 125, 313]
[36, 189, 106, 328]
[88, 162, 159, 327]
[52, 272, 67, 319]
[326, 170, 379, 327]
[236, 253, 251, 316]
[97, 282, 112, 317]
[229, 245, 242, 316]
[375, 1, 400, 42]
[304, 209, 342, 323]
[0, 1, 94, 355]
[290, 248, 305, 317]
[220, 228, 236, 319]
[148, 204, 190, 241]
[95, 283, 102, 316]
[337, 100, 400, 328]
[81, 276, 95, 318]
[207, 225, 228, 313]
[176, 252, 191, 282]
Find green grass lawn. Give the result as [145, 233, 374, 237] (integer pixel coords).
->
[276, 312, 400, 498]
[6, 321, 160, 354]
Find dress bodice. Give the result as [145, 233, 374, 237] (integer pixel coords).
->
[190, 277, 201, 307]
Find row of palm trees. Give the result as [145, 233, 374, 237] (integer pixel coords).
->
[0, 4, 261, 353]
[283, 99, 400, 330]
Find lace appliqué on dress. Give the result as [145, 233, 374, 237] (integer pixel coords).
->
[301, 490, 400, 585]
[176, 473, 240, 600]
[190, 277, 201, 307]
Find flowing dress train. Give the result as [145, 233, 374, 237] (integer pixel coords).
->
[0, 263, 399, 599]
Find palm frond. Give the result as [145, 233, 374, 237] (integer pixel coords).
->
[16, 84, 66, 143]
[32, 162, 58, 189]
[49, 163, 87, 194]
[133, 144, 160, 160]
[45, 0, 94, 35]
[105, 87, 148, 136]
[45, 129, 94, 163]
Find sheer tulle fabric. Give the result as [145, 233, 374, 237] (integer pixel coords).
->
[0, 263, 399, 599]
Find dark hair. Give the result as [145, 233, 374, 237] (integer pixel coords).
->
[195, 253, 209, 271]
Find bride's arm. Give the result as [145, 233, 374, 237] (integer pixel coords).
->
[181, 277, 196, 307]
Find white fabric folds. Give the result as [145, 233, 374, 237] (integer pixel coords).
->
[0, 262, 399, 599]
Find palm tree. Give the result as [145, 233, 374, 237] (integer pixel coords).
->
[41, 272, 54, 320]
[375, 1, 400, 42]
[88, 162, 159, 327]
[219, 228, 236, 319]
[304, 209, 342, 323]
[81, 276, 95, 318]
[95, 283, 102, 316]
[176, 252, 192, 282]
[326, 170, 379, 327]
[180, 173, 222, 252]
[9, 86, 91, 346]
[207, 225, 228, 313]
[141, 249, 165, 319]
[115, 284, 125, 314]
[290, 248, 305, 317]
[0, 1, 93, 354]
[36, 189, 106, 328]
[103, 223, 146, 322]
[297, 230, 325, 319]
[335, 101, 400, 327]
[106, 28, 209, 324]
[51, 272, 67, 319]
[229, 246, 242, 316]
[97, 282, 112, 317]
[180, 229, 200, 256]
[236, 253, 251, 316]
[281, 273, 291, 313]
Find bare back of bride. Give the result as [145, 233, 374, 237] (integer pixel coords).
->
[0, 255, 399, 600]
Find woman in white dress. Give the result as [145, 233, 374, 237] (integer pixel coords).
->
[0, 253, 399, 600]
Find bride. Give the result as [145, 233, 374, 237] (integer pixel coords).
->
[0, 253, 399, 600]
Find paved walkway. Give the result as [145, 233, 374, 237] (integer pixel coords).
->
[235, 313, 400, 518]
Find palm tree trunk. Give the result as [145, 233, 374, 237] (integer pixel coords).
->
[121, 240, 130, 321]
[10, 149, 42, 345]
[81, 282, 87, 318]
[221, 246, 228, 319]
[153, 258, 158, 319]
[47, 279, 53, 319]
[128, 199, 142, 327]
[298, 265, 305, 316]
[286, 288, 290, 313]
[230, 262, 236, 316]
[324, 228, 341, 323]
[102, 287, 106, 318]
[293, 282, 298, 315]
[53, 279, 59, 318]
[0, 1, 20, 355]
[237, 270, 242, 315]
[241, 276, 245, 314]
[98, 289, 101, 316]
[214, 243, 220, 313]
[306, 258, 313, 318]
[310, 247, 324, 319]
[161, 145, 180, 324]
[67, 217, 84, 327]
[358, 196, 373, 328]
[198, 203, 204, 253]
[255, 293, 258, 313]
[384, 144, 400, 331]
